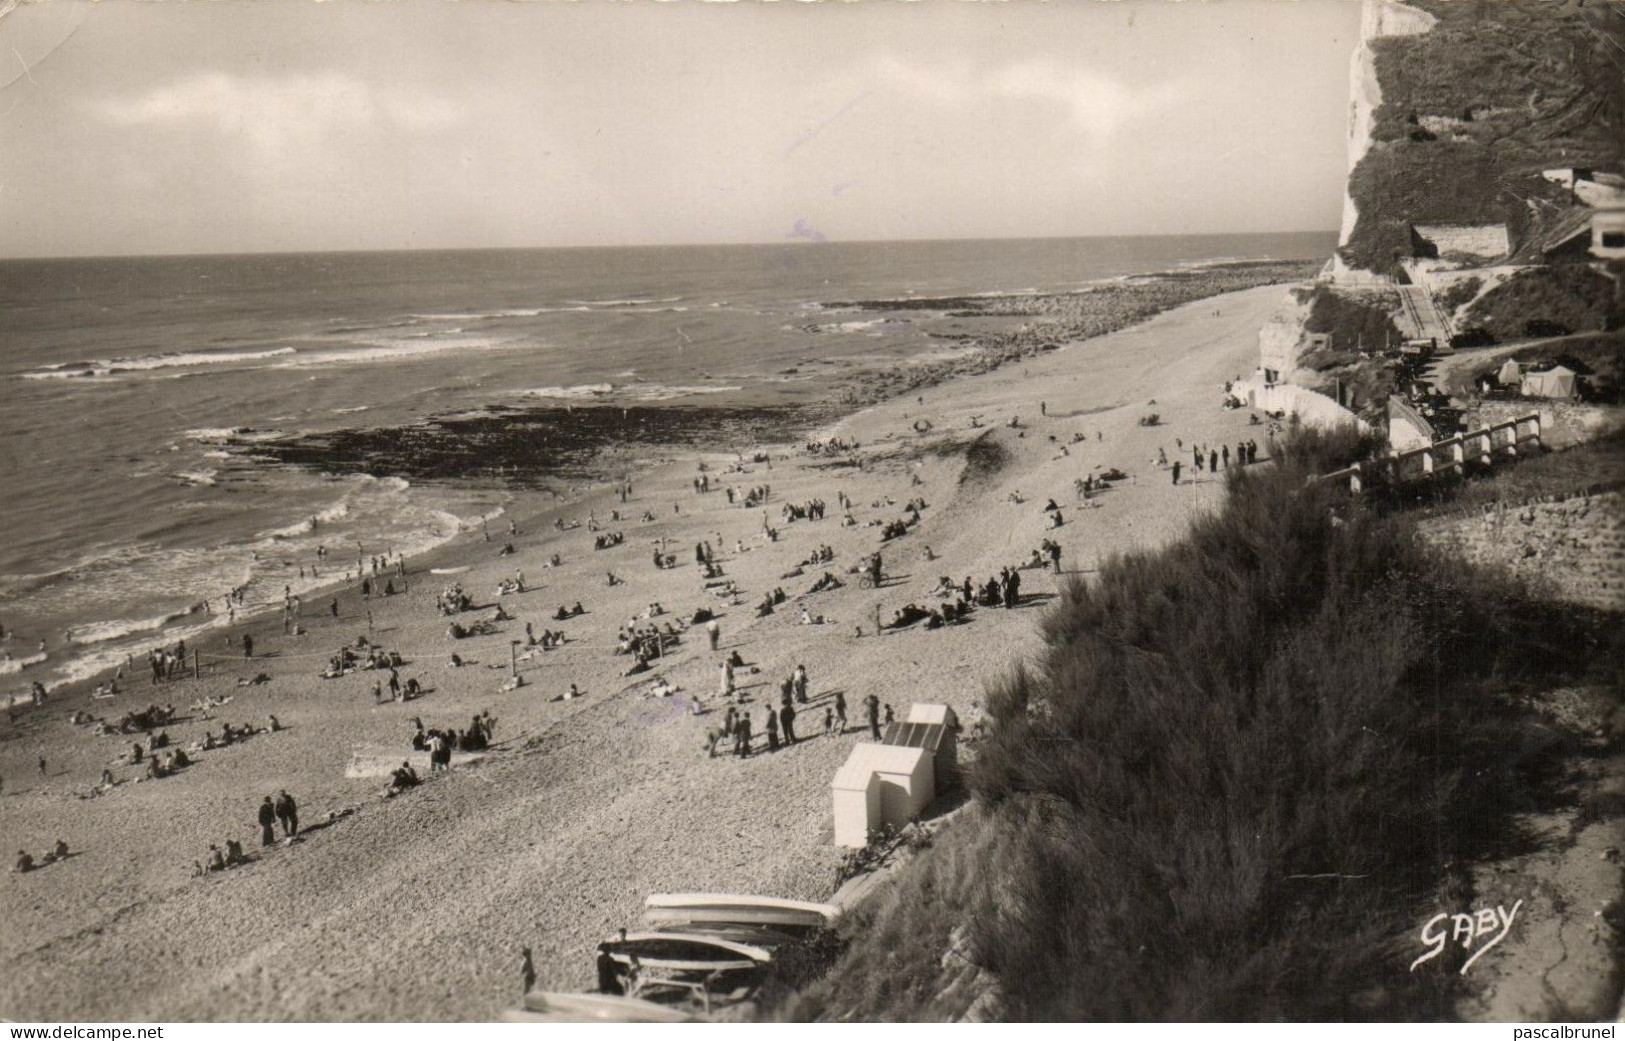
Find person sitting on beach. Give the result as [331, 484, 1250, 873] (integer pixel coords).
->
[225, 839, 246, 866]
[388, 762, 420, 796]
[47, 839, 69, 863]
[171, 748, 191, 769]
[16, 850, 34, 873]
[206, 844, 226, 872]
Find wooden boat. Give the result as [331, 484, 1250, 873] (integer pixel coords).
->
[597, 931, 773, 974]
[501, 991, 697, 1023]
[642, 892, 840, 932]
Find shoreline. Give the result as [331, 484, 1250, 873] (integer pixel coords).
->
[6, 259, 1318, 705]
[2, 278, 1300, 1021]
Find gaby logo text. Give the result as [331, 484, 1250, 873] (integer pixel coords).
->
[1410, 900, 1523, 975]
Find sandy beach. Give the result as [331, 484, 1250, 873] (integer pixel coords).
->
[0, 283, 1288, 1021]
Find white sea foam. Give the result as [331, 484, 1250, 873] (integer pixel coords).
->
[170, 469, 218, 487]
[632, 384, 742, 401]
[0, 652, 48, 676]
[66, 605, 207, 646]
[520, 384, 616, 400]
[20, 347, 297, 380]
[271, 336, 525, 369]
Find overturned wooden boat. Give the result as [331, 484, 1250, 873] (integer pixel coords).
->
[501, 990, 698, 1023]
[641, 892, 841, 932]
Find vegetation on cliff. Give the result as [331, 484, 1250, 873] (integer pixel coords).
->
[1340, 3, 1624, 274]
[782, 429, 1621, 1021]
[1462, 266, 1623, 340]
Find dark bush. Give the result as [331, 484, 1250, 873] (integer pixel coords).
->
[786, 426, 1620, 1022]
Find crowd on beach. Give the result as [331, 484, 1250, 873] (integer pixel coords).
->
[3, 333, 1297, 1024]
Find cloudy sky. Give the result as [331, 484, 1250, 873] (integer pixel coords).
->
[0, 0, 1360, 258]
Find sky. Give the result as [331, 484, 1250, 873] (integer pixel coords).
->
[0, 0, 1362, 258]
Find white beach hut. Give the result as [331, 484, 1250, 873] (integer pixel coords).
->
[831, 743, 935, 848]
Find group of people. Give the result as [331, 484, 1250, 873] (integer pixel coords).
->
[593, 531, 625, 551]
[15, 839, 70, 874]
[886, 599, 971, 630]
[437, 584, 472, 615]
[255, 789, 301, 844]
[147, 642, 189, 683]
[803, 436, 859, 455]
[781, 498, 828, 523]
[411, 711, 495, 771]
[969, 568, 1023, 609]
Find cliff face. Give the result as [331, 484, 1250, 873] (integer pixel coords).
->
[1334, 0, 1438, 279]
[1337, 0, 1625, 275]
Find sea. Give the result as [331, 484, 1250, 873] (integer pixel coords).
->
[0, 232, 1333, 693]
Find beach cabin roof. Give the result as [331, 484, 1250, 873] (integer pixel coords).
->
[832, 743, 928, 791]
[883, 720, 952, 754]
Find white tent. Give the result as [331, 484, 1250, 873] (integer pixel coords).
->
[831, 743, 934, 848]
[1497, 359, 1522, 386]
[1521, 365, 1577, 399]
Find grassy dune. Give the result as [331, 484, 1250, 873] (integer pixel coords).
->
[782, 429, 1621, 1021]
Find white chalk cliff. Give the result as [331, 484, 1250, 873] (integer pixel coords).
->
[1331, 0, 1438, 280]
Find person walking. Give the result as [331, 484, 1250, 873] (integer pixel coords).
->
[274, 789, 298, 838]
[764, 707, 780, 752]
[258, 796, 277, 847]
[780, 702, 797, 744]
[834, 690, 848, 733]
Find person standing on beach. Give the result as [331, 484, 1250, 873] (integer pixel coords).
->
[793, 664, 808, 703]
[521, 947, 537, 995]
[258, 796, 276, 847]
[1210, 449, 1219, 472]
[242, 634, 253, 659]
[834, 691, 848, 733]
[707, 619, 720, 651]
[330, 598, 339, 618]
[274, 790, 298, 837]
[1222, 444, 1230, 469]
[865, 695, 881, 740]
[735, 713, 751, 757]
[780, 702, 797, 744]
[764, 706, 779, 752]
[1049, 541, 1062, 574]
[1172, 461, 1182, 485]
